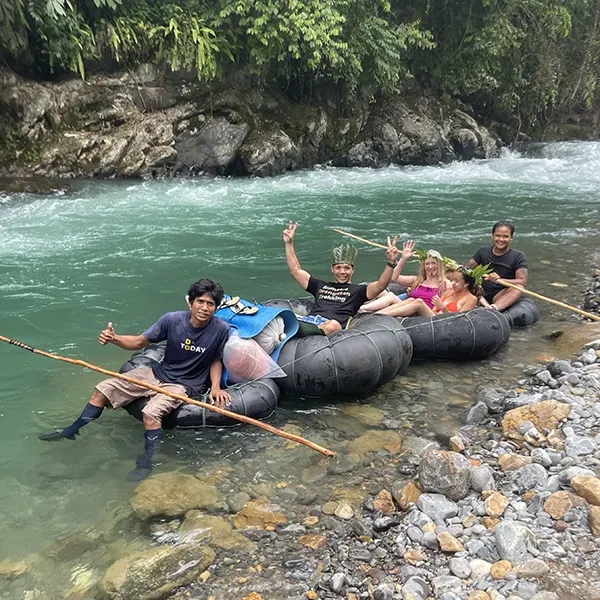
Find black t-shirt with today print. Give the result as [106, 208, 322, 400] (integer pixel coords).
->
[306, 276, 368, 326]
[473, 246, 528, 301]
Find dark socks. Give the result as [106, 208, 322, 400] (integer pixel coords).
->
[127, 428, 162, 481]
[39, 402, 103, 441]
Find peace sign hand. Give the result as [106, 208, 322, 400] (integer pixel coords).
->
[385, 235, 399, 263]
[283, 221, 298, 244]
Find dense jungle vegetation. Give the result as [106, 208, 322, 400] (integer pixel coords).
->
[1, 0, 598, 128]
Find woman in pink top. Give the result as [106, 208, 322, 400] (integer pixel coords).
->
[360, 241, 451, 314]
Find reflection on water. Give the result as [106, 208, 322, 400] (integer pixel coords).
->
[0, 141, 599, 597]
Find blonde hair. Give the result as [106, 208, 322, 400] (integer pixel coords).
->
[409, 251, 446, 293]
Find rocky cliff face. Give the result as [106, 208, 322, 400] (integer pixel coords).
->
[0, 66, 502, 179]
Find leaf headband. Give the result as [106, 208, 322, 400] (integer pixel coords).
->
[461, 263, 494, 285]
[413, 248, 457, 270]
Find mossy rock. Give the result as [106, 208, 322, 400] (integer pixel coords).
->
[99, 544, 214, 600]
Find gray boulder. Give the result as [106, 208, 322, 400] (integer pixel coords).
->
[175, 117, 249, 174]
[416, 493, 459, 523]
[99, 544, 215, 600]
[418, 450, 472, 500]
[510, 463, 548, 493]
[494, 521, 534, 564]
[239, 128, 300, 177]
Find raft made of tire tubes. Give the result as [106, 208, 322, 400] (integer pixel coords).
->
[262, 303, 413, 397]
[266, 294, 539, 363]
[119, 342, 280, 428]
[118, 292, 539, 424]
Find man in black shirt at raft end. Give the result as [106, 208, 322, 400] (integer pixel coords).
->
[283, 221, 399, 335]
[466, 220, 528, 311]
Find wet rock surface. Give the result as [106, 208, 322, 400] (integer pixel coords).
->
[0, 67, 501, 180]
[155, 342, 600, 600]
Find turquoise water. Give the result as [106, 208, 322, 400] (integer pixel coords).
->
[0, 141, 599, 596]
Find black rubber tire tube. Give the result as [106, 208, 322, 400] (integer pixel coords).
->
[119, 343, 280, 428]
[501, 297, 540, 328]
[269, 310, 412, 397]
[397, 307, 511, 360]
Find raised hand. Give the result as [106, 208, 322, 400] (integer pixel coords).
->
[385, 235, 399, 263]
[99, 322, 115, 345]
[401, 240, 416, 261]
[283, 221, 298, 244]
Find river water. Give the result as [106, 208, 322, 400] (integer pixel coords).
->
[0, 141, 599, 597]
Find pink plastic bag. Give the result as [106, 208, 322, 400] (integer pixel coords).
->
[223, 333, 286, 383]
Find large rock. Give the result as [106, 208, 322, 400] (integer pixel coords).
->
[175, 117, 249, 174]
[348, 430, 402, 457]
[416, 493, 459, 523]
[418, 451, 472, 500]
[571, 475, 600, 505]
[589, 505, 600, 536]
[130, 473, 225, 520]
[232, 500, 288, 529]
[510, 464, 548, 493]
[494, 521, 534, 564]
[392, 480, 422, 510]
[180, 511, 253, 550]
[99, 544, 214, 600]
[502, 401, 570, 441]
[239, 128, 300, 177]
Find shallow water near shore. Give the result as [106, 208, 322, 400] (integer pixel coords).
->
[0, 141, 599, 598]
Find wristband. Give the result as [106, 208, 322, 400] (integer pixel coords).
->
[386, 261, 398, 268]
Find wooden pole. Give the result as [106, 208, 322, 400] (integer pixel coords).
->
[496, 279, 600, 322]
[333, 228, 387, 249]
[332, 228, 600, 322]
[0, 335, 335, 457]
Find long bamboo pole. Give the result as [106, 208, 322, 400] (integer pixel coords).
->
[0, 335, 335, 457]
[495, 280, 600, 321]
[333, 228, 600, 322]
[333, 228, 387, 249]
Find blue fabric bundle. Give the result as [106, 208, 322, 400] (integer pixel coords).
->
[215, 297, 299, 361]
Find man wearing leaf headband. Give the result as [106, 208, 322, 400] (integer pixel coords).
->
[283, 221, 399, 334]
[467, 220, 528, 310]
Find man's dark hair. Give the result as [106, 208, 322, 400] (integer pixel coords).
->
[492, 220, 515, 236]
[188, 279, 224, 306]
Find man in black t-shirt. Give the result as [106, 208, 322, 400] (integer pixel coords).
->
[283, 221, 399, 334]
[466, 221, 528, 311]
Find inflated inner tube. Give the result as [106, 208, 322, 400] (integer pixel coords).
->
[397, 308, 511, 360]
[501, 297, 540, 328]
[119, 343, 280, 428]
[386, 282, 407, 297]
[263, 302, 413, 397]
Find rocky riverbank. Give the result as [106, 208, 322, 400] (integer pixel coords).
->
[161, 338, 600, 600]
[0, 66, 503, 180]
[6, 333, 592, 600]
[583, 270, 600, 317]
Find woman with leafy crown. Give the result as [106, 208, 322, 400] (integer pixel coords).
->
[359, 240, 452, 313]
[373, 263, 492, 317]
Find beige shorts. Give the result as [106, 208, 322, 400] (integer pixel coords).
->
[95, 366, 187, 422]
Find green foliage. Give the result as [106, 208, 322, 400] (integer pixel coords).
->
[409, 0, 598, 126]
[147, 6, 220, 79]
[0, 0, 597, 127]
[0, 0, 27, 54]
[213, 0, 431, 93]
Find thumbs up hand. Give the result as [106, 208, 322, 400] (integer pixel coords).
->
[99, 322, 116, 345]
